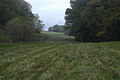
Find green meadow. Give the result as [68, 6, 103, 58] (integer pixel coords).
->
[0, 32, 120, 80]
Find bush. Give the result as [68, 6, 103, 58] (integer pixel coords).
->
[6, 17, 35, 42]
[0, 29, 11, 42]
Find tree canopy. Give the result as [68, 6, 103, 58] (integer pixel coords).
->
[0, 0, 44, 42]
[65, 0, 120, 42]
[48, 25, 65, 33]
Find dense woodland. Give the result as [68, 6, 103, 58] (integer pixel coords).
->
[65, 0, 120, 42]
[0, 0, 43, 42]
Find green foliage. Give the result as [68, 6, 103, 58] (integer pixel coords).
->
[0, 0, 44, 42]
[65, 0, 120, 42]
[0, 0, 33, 29]
[0, 35, 11, 42]
[0, 29, 11, 42]
[34, 14, 44, 33]
[6, 17, 35, 42]
[48, 25, 65, 33]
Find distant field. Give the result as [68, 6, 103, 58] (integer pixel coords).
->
[0, 42, 120, 80]
[41, 31, 74, 41]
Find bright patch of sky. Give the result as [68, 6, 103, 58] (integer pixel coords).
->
[25, 0, 70, 30]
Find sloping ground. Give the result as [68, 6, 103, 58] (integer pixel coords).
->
[41, 31, 74, 41]
[0, 42, 120, 80]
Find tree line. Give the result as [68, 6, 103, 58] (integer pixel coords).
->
[0, 0, 44, 42]
[48, 25, 65, 33]
[65, 0, 120, 42]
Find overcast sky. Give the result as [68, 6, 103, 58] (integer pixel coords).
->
[25, 0, 70, 30]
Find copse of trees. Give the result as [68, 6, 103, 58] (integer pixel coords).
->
[6, 16, 35, 42]
[48, 25, 65, 33]
[65, 0, 120, 42]
[0, 0, 43, 42]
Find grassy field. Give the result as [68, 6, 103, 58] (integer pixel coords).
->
[0, 42, 120, 80]
[41, 31, 74, 41]
[0, 32, 120, 80]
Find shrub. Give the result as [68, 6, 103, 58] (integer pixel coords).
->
[6, 17, 35, 42]
[0, 29, 11, 42]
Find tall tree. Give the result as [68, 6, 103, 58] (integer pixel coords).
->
[0, 0, 33, 29]
[0, 0, 44, 42]
[65, 0, 120, 42]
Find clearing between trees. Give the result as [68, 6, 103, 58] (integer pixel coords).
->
[0, 32, 120, 80]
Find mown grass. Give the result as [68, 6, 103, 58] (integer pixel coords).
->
[0, 41, 120, 80]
